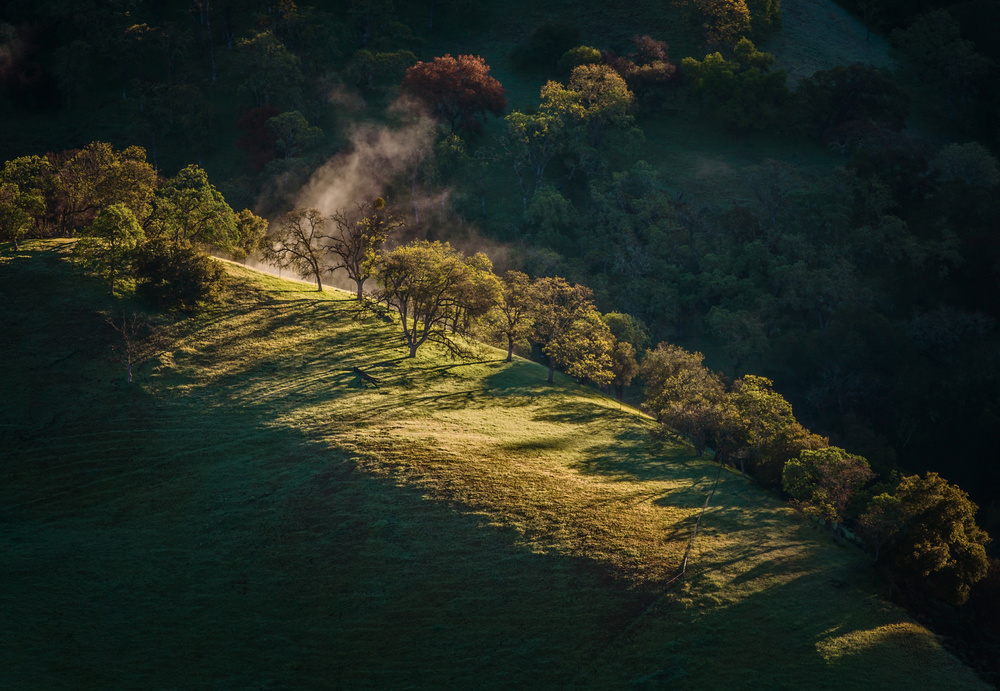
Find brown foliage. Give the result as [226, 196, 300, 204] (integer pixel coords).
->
[402, 54, 507, 132]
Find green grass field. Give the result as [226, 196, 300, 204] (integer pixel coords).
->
[0, 241, 987, 688]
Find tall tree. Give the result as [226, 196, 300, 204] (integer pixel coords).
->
[150, 165, 238, 251]
[327, 197, 404, 299]
[890, 472, 990, 605]
[529, 276, 600, 383]
[263, 207, 328, 291]
[402, 54, 507, 132]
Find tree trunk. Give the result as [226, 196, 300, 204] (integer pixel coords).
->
[506, 336, 514, 362]
[355, 278, 364, 300]
[409, 343, 418, 358]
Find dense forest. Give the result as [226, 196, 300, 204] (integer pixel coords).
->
[2, 0, 999, 679]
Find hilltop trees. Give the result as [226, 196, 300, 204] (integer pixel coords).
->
[74, 203, 145, 296]
[783, 446, 874, 543]
[264, 207, 329, 291]
[682, 38, 788, 131]
[328, 197, 404, 300]
[373, 241, 499, 357]
[489, 270, 536, 362]
[402, 54, 507, 132]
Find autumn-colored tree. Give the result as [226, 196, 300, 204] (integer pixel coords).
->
[783, 446, 874, 543]
[263, 207, 329, 291]
[74, 203, 145, 296]
[604, 35, 678, 96]
[237, 105, 281, 171]
[328, 197, 404, 300]
[402, 54, 507, 132]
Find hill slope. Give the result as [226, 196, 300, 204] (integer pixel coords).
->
[0, 242, 987, 689]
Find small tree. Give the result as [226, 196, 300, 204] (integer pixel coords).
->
[327, 197, 404, 300]
[488, 270, 535, 362]
[106, 311, 163, 383]
[263, 207, 329, 292]
[402, 54, 507, 132]
[75, 203, 145, 296]
[134, 238, 226, 311]
[782, 446, 874, 543]
[609, 339, 639, 400]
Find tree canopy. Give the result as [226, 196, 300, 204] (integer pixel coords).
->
[402, 54, 507, 132]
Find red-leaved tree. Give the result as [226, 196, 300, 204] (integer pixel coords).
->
[402, 54, 507, 132]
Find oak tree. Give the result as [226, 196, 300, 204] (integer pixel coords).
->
[263, 207, 329, 291]
[328, 197, 404, 300]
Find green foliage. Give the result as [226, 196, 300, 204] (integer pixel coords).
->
[134, 238, 226, 312]
[558, 46, 603, 74]
[529, 276, 602, 383]
[545, 310, 616, 386]
[329, 198, 405, 299]
[747, 0, 781, 36]
[682, 39, 788, 131]
[601, 312, 651, 352]
[267, 111, 323, 159]
[932, 142, 1000, 187]
[234, 30, 304, 108]
[782, 446, 873, 540]
[374, 240, 499, 357]
[74, 203, 145, 296]
[695, 0, 752, 48]
[890, 472, 991, 606]
[150, 165, 239, 253]
[485, 270, 535, 362]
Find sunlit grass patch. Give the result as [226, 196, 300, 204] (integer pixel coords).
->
[0, 243, 988, 689]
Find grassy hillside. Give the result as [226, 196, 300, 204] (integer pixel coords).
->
[1, 241, 987, 689]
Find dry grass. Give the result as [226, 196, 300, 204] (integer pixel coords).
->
[0, 241, 987, 689]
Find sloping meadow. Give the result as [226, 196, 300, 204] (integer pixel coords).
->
[1, 242, 986, 688]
